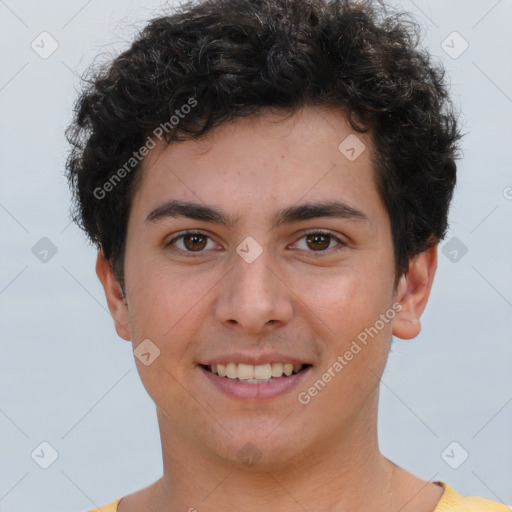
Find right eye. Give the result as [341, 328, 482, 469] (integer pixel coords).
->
[166, 231, 221, 255]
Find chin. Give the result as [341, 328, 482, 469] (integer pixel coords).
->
[203, 419, 312, 471]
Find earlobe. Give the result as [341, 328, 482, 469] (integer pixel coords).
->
[95, 250, 132, 341]
[392, 245, 438, 340]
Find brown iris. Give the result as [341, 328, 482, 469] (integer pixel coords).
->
[183, 233, 207, 251]
[306, 233, 330, 251]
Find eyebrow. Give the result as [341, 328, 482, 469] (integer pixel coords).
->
[145, 199, 368, 229]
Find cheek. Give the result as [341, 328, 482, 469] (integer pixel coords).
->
[123, 263, 205, 407]
[296, 270, 394, 409]
[290, 257, 394, 334]
[124, 258, 218, 352]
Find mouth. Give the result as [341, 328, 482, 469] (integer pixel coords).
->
[200, 362, 311, 384]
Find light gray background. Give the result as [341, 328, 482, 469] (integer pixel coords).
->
[1, 0, 511, 510]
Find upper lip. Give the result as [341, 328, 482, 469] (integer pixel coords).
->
[199, 352, 311, 366]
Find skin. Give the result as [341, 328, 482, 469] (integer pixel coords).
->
[97, 106, 443, 511]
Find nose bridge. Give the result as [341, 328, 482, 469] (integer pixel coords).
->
[214, 241, 292, 331]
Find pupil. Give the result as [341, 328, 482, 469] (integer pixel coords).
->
[307, 233, 329, 251]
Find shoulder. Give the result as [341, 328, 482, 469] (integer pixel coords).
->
[434, 482, 512, 512]
[87, 498, 122, 512]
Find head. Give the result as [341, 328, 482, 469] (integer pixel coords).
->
[66, 0, 460, 471]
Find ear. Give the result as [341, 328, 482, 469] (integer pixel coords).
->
[95, 250, 132, 341]
[392, 245, 438, 340]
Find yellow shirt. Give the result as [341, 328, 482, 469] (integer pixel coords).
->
[88, 482, 512, 511]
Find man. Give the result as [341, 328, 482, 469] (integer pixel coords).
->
[66, 0, 509, 510]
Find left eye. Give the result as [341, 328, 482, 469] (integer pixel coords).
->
[293, 231, 344, 252]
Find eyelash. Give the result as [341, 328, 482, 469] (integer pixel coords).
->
[166, 230, 347, 257]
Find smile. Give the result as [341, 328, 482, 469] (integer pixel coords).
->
[200, 362, 311, 399]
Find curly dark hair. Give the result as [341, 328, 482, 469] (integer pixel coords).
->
[66, 0, 461, 290]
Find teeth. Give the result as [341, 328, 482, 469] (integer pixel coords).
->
[209, 362, 304, 380]
[237, 363, 254, 380]
[271, 363, 283, 377]
[226, 362, 237, 379]
[254, 364, 272, 380]
[283, 363, 293, 376]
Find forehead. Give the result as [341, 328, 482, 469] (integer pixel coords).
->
[129, 106, 382, 226]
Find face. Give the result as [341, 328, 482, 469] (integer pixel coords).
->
[98, 106, 435, 472]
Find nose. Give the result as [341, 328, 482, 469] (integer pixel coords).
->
[213, 247, 293, 334]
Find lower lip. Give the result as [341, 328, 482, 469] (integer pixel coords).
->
[199, 365, 312, 400]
